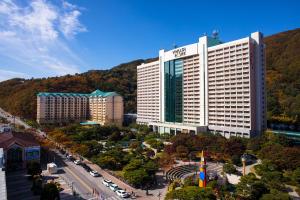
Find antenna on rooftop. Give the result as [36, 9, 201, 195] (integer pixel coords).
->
[212, 30, 219, 39]
[173, 43, 178, 49]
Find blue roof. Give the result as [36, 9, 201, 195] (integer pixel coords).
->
[89, 89, 119, 97]
[37, 90, 120, 97]
[80, 121, 99, 125]
[37, 92, 89, 97]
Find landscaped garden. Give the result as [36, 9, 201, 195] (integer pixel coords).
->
[45, 123, 300, 199]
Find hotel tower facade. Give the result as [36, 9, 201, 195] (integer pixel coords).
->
[137, 32, 266, 138]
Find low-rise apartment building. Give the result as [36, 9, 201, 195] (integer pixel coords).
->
[37, 89, 123, 126]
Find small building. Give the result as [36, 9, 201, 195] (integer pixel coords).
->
[47, 162, 58, 174]
[0, 132, 40, 170]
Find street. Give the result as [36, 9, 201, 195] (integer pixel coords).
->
[0, 107, 31, 129]
[52, 149, 127, 200]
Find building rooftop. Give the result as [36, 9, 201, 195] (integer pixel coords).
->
[89, 89, 119, 97]
[37, 89, 120, 97]
[37, 92, 89, 97]
[0, 132, 39, 150]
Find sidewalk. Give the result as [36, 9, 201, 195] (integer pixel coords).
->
[84, 159, 167, 200]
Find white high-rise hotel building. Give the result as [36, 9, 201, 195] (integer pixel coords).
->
[137, 32, 266, 138]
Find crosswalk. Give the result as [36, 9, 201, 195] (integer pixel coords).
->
[88, 195, 125, 200]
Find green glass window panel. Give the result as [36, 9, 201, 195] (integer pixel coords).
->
[164, 59, 183, 123]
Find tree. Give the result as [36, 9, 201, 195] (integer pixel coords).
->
[260, 189, 291, 200]
[96, 155, 118, 170]
[27, 161, 42, 178]
[144, 160, 158, 176]
[254, 160, 278, 176]
[124, 169, 149, 188]
[292, 167, 300, 185]
[236, 173, 268, 200]
[223, 163, 237, 174]
[231, 154, 242, 166]
[158, 152, 174, 168]
[176, 145, 189, 159]
[108, 131, 122, 142]
[40, 182, 60, 200]
[165, 186, 216, 200]
[31, 175, 43, 195]
[183, 176, 198, 187]
[123, 159, 142, 171]
[261, 171, 286, 191]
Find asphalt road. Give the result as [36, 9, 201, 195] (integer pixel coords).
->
[0, 108, 31, 129]
[53, 150, 127, 200]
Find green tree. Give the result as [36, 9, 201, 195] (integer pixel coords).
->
[124, 169, 149, 188]
[223, 163, 237, 174]
[144, 160, 158, 176]
[231, 154, 242, 166]
[40, 182, 60, 200]
[165, 186, 216, 200]
[27, 161, 42, 178]
[123, 159, 143, 172]
[96, 155, 118, 170]
[261, 171, 286, 191]
[236, 174, 268, 200]
[292, 167, 300, 185]
[260, 189, 291, 200]
[254, 160, 278, 176]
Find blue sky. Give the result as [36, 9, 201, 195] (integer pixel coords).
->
[0, 0, 299, 82]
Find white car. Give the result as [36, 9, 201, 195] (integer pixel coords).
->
[102, 179, 112, 187]
[74, 160, 81, 165]
[116, 190, 129, 198]
[89, 171, 100, 177]
[109, 183, 119, 191]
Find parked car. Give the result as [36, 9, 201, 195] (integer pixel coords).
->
[109, 183, 119, 191]
[74, 160, 81, 165]
[89, 170, 100, 177]
[116, 190, 129, 198]
[81, 163, 92, 172]
[102, 179, 112, 187]
[67, 155, 75, 162]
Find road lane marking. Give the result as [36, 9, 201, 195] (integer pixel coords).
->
[64, 165, 93, 194]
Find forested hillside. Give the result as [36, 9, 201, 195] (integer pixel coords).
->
[0, 58, 156, 119]
[265, 28, 300, 128]
[0, 28, 299, 129]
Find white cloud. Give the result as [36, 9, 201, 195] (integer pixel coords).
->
[0, 0, 87, 81]
[60, 10, 87, 38]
